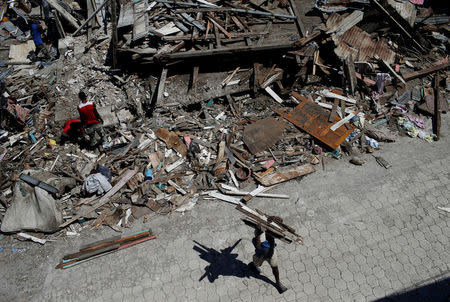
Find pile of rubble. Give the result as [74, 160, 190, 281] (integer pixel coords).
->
[0, 0, 448, 245]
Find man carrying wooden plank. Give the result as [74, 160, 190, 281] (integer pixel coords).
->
[248, 216, 288, 294]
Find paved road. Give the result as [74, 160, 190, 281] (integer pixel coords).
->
[1, 117, 449, 302]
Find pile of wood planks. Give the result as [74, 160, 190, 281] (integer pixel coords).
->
[117, 0, 303, 64]
[55, 229, 156, 269]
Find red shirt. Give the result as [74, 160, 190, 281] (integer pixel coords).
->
[63, 119, 82, 134]
[78, 101, 99, 126]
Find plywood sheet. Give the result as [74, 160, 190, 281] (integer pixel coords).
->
[133, 0, 149, 41]
[243, 117, 285, 154]
[9, 40, 35, 63]
[118, 2, 134, 28]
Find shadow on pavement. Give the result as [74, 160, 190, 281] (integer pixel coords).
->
[193, 239, 275, 288]
[374, 276, 450, 302]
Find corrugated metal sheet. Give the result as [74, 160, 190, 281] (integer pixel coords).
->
[327, 13, 396, 64]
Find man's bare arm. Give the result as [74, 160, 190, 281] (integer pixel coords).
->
[255, 224, 266, 248]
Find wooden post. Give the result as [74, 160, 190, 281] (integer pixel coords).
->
[192, 65, 199, 94]
[434, 72, 441, 140]
[86, 0, 94, 40]
[110, 0, 118, 68]
[156, 68, 168, 105]
[345, 54, 357, 94]
[73, 0, 109, 36]
[288, 0, 306, 37]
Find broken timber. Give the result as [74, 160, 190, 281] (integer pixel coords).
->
[256, 164, 315, 186]
[45, 0, 80, 29]
[57, 231, 156, 269]
[59, 170, 137, 228]
[326, 10, 363, 37]
[434, 72, 441, 140]
[403, 61, 450, 81]
[370, 0, 428, 53]
[73, 0, 109, 36]
[288, 0, 306, 37]
[133, 0, 149, 41]
[158, 43, 295, 62]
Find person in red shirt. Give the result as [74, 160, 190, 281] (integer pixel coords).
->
[77, 91, 105, 149]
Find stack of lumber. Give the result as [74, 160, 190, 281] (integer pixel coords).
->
[56, 229, 156, 269]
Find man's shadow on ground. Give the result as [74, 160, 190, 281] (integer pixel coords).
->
[193, 239, 276, 287]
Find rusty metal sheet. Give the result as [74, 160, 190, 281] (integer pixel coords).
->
[243, 117, 285, 154]
[274, 92, 354, 150]
[327, 13, 396, 64]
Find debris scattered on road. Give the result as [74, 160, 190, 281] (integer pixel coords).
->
[0, 0, 448, 245]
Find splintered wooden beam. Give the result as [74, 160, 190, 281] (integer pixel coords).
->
[294, 31, 320, 47]
[46, 0, 80, 29]
[369, 0, 427, 53]
[253, 62, 262, 93]
[207, 16, 232, 39]
[86, 0, 93, 40]
[73, 0, 109, 35]
[110, 0, 118, 68]
[242, 218, 290, 243]
[326, 10, 363, 37]
[159, 43, 294, 61]
[403, 61, 450, 81]
[377, 56, 405, 85]
[156, 68, 168, 105]
[231, 16, 245, 31]
[257, 164, 315, 186]
[192, 65, 199, 93]
[57, 235, 156, 269]
[344, 54, 357, 94]
[53, 10, 66, 38]
[329, 99, 339, 122]
[288, 0, 306, 37]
